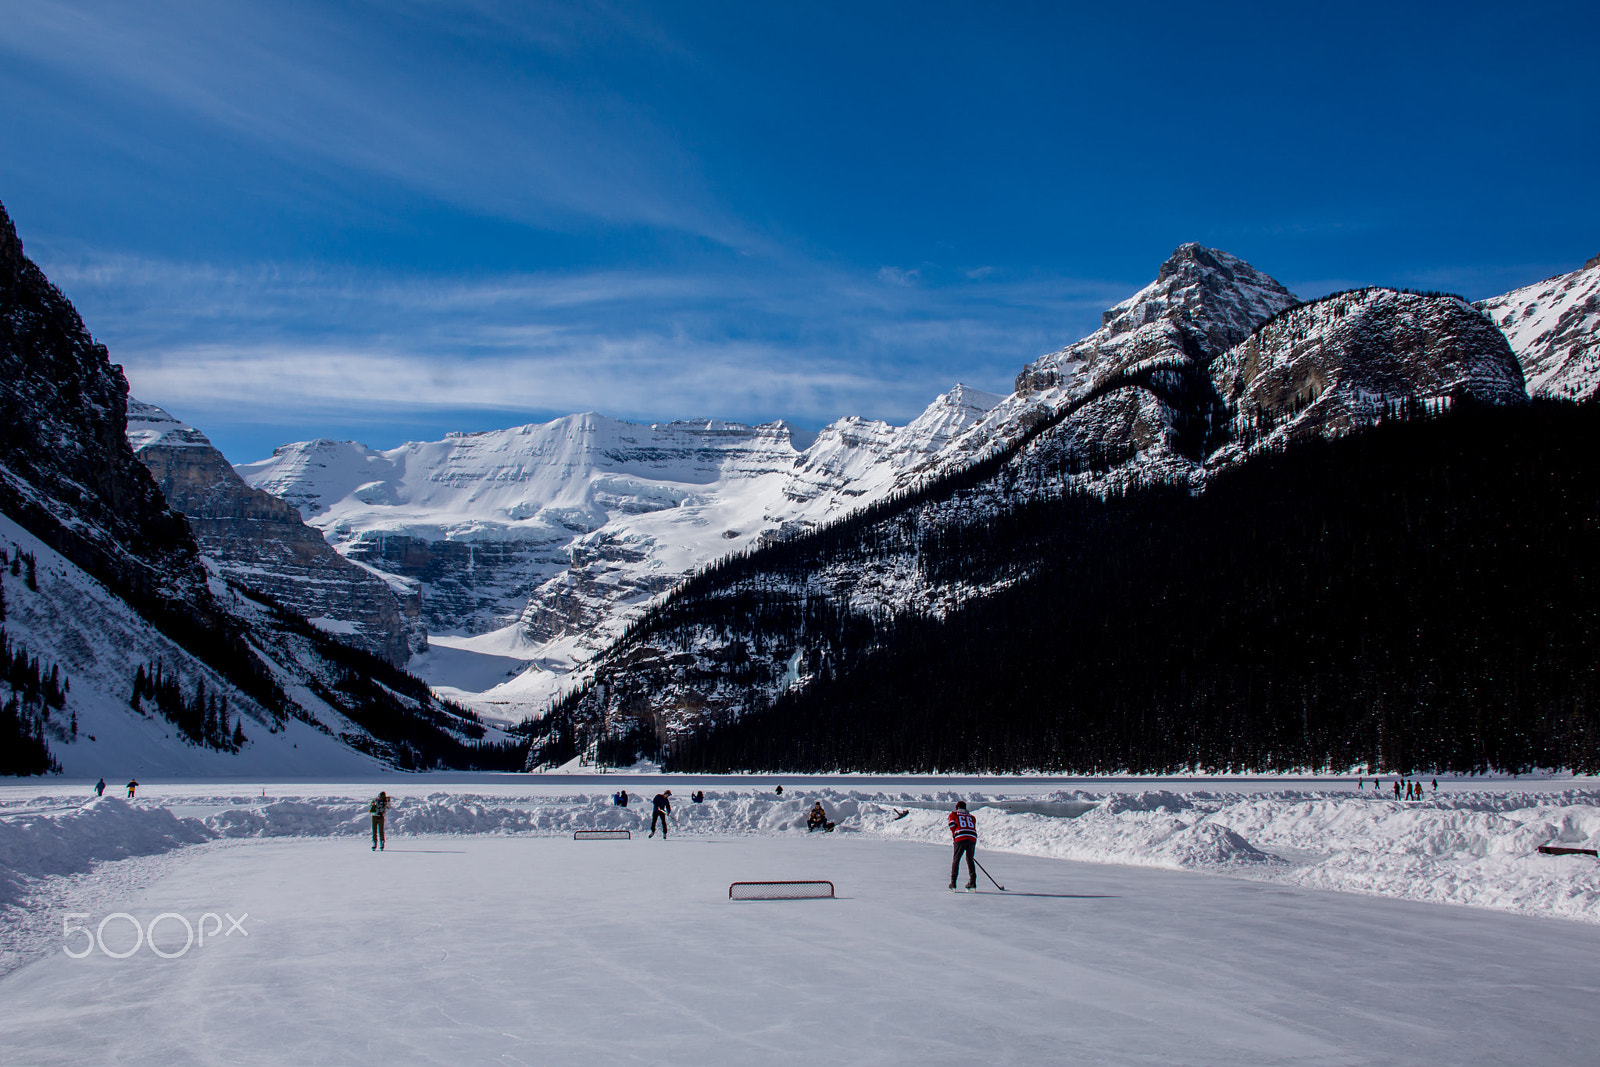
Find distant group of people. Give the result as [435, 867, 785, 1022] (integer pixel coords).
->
[1392, 778, 1436, 800]
[91, 778, 135, 798]
[1357, 776, 1437, 799]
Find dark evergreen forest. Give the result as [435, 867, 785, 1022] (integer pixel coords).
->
[664, 400, 1600, 775]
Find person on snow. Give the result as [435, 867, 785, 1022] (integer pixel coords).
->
[807, 802, 833, 832]
[649, 790, 672, 838]
[948, 801, 978, 890]
[126, 779, 138, 799]
[613, 790, 627, 807]
[370, 791, 392, 851]
[94, 778, 105, 797]
[775, 784, 783, 795]
[692, 791, 705, 804]
[1393, 780, 1401, 799]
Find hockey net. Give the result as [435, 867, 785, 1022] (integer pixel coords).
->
[728, 880, 835, 901]
[573, 829, 631, 840]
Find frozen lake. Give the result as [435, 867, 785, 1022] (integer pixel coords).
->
[1, 833, 1594, 1065]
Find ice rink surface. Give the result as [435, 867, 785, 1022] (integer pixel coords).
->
[2, 832, 1596, 1066]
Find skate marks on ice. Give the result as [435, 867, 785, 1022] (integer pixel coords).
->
[1, 836, 1598, 1065]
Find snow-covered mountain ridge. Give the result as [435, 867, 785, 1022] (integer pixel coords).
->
[237, 384, 1004, 712]
[1476, 254, 1600, 402]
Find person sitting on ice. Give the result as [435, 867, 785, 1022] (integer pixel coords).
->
[807, 802, 834, 832]
[691, 791, 704, 804]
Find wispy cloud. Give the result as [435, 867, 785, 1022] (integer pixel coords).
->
[40, 245, 1125, 441]
[0, 0, 739, 242]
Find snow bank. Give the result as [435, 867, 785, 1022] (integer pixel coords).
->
[1199, 790, 1600, 921]
[5, 787, 1600, 925]
[0, 798, 212, 908]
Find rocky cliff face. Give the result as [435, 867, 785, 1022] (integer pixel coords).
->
[127, 401, 424, 665]
[1210, 288, 1527, 450]
[1476, 256, 1600, 402]
[0, 202, 201, 603]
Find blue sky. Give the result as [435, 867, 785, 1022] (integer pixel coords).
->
[2, 0, 1595, 462]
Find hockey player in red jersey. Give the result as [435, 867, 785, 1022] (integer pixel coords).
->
[948, 800, 977, 891]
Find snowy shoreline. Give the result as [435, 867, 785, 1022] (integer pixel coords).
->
[4, 785, 1598, 944]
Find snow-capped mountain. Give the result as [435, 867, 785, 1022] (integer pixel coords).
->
[237, 384, 1004, 713]
[524, 244, 1540, 769]
[127, 400, 424, 666]
[1476, 254, 1600, 402]
[0, 199, 517, 775]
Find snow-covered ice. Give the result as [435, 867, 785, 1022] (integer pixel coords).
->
[2, 778, 1597, 1063]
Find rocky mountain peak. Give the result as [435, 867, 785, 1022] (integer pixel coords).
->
[1016, 245, 1298, 397]
[1105, 243, 1300, 352]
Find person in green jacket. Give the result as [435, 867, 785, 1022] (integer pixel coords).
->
[370, 791, 392, 851]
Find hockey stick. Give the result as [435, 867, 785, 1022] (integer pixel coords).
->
[974, 857, 1005, 891]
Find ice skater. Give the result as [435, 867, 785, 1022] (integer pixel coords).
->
[649, 790, 672, 838]
[126, 779, 138, 799]
[948, 800, 978, 891]
[370, 790, 392, 850]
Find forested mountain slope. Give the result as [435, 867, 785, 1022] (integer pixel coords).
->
[671, 402, 1600, 775]
[525, 248, 1543, 773]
